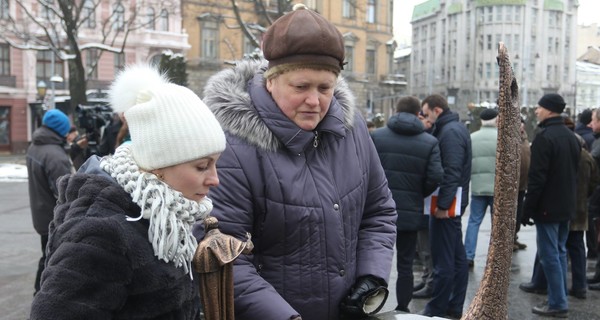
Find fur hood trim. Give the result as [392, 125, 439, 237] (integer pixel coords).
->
[203, 59, 356, 151]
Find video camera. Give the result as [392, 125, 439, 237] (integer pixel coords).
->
[75, 104, 114, 156]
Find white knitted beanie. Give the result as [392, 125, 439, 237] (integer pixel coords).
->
[109, 64, 225, 170]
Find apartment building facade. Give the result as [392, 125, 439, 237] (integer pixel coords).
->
[183, 0, 405, 119]
[0, 0, 189, 153]
[409, 0, 578, 117]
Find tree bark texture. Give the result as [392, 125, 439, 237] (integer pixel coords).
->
[463, 42, 521, 320]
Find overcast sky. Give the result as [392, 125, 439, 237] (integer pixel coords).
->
[393, 0, 600, 46]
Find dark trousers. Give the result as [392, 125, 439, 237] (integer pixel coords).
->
[425, 215, 469, 317]
[531, 230, 587, 291]
[515, 191, 526, 240]
[586, 214, 597, 258]
[34, 234, 49, 295]
[395, 230, 418, 312]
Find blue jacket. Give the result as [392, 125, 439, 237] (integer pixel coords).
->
[431, 110, 472, 211]
[194, 60, 397, 320]
[371, 112, 443, 230]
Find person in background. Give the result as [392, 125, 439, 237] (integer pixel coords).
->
[588, 108, 600, 290]
[420, 94, 471, 319]
[519, 115, 596, 301]
[30, 64, 226, 319]
[464, 108, 498, 268]
[521, 93, 579, 317]
[26, 109, 73, 296]
[371, 96, 443, 313]
[576, 109, 594, 151]
[65, 125, 89, 170]
[514, 118, 531, 251]
[193, 4, 397, 320]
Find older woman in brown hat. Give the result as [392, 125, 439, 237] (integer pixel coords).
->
[193, 4, 397, 320]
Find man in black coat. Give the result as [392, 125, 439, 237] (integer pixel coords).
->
[521, 93, 580, 317]
[420, 94, 471, 319]
[371, 96, 443, 312]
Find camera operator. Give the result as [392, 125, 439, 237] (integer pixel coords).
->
[66, 126, 89, 171]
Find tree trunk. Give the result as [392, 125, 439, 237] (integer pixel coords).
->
[463, 42, 521, 320]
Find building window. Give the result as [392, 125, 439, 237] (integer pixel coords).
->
[548, 37, 553, 53]
[345, 45, 354, 72]
[487, 34, 492, 50]
[0, 106, 9, 149]
[83, 0, 96, 28]
[366, 49, 376, 74]
[366, 0, 376, 23]
[201, 21, 218, 59]
[41, 0, 55, 20]
[145, 7, 155, 30]
[86, 48, 98, 79]
[36, 50, 64, 84]
[505, 6, 512, 22]
[515, 6, 521, 21]
[1, 0, 9, 20]
[243, 33, 259, 57]
[342, 0, 355, 19]
[485, 62, 491, 78]
[159, 9, 168, 31]
[514, 34, 520, 51]
[113, 2, 125, 31]
[114, 52, 125, 75]
[487, 7, 493, 22]
[0, 44, 9, 75]
[496, 6, 502, 22]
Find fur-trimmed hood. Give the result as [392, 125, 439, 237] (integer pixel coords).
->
[202, 59, 356, 152]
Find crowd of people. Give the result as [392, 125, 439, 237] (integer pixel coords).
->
[23, 4, 600, 320]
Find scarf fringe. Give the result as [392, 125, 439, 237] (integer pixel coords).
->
[100, 145, 213, 276]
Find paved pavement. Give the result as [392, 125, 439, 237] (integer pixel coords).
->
[1, 153, 600, 319]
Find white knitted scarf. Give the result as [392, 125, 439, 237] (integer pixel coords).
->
[100, 145, 212, 277]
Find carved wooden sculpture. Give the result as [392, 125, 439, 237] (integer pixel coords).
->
[463, 42, 521, 319]
[193, 216, 253, 320]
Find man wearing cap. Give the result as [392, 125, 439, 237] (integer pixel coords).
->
[521, 93, 580, 317]
[26, 109, 73, 295]
[464, 108, 498, 268]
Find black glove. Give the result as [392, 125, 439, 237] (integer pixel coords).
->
[339, 276, 389, 319]
[521, 213, 534, 226]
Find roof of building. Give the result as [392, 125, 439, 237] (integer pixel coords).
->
[578, 46, 600, 65]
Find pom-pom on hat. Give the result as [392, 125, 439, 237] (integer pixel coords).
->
[479, 108, 498, 121]
[538, 93, 566, 114]
[109, 64, 226, 170]
[262, 3, 345, 79]
[42, 109, 71, 137]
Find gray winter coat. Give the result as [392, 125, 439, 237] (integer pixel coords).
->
[193, 60, 397, 320]
[26, 126, 73, 235]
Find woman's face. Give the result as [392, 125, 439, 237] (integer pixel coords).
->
[266, 68, 337, 131]
[153, 153, 221, 202]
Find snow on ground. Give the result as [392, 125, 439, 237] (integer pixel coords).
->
[0, 163, 28, 182]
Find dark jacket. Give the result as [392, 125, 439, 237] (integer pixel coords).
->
[193, 60, 397, 320]
[575, 122, 594, 151]
[431, 110, 472, 210]
[30, 158, 201, 320]
[26, 126, 73, 235]
[523, 116, 580, 223]
[371, 112, 443, 230]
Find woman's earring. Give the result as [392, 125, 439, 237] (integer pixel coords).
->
[154, 172, 164, 181]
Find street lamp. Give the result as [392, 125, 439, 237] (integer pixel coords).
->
[49, 75, 64, 110]
[36, 80, 47, 102]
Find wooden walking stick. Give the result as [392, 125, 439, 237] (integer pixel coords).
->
[463, 42, 521, 319]
[193, 216, 253, 320]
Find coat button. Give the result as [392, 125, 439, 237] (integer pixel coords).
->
[333, 204, 339, 211]
[339, 269, 345, 276]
